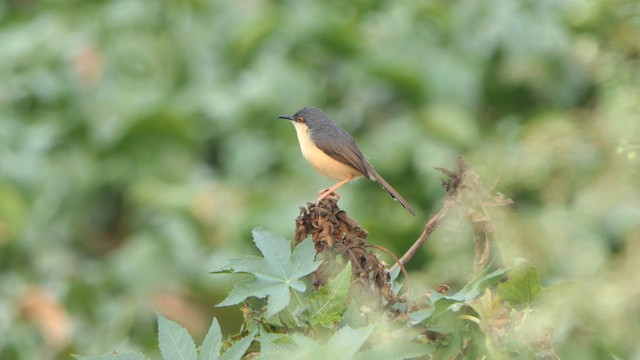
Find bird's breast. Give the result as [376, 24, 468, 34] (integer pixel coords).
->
[292, 122, 361, 181]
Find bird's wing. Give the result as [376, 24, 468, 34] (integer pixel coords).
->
[312, 127, 370, 177]
[312, 124, 416, 215]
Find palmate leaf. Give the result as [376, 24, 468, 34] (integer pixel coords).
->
[213, 229, 322, 317]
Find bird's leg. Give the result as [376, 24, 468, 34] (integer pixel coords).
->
[316, 175, 353, 204]
[317, 188, 341, 200]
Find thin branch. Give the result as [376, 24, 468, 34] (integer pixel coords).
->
[367, 243, 413, 305]
[390, 201, 454, 272]
[391, 156, 512, 273]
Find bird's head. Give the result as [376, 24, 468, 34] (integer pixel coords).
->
[278, 106, 329, 129]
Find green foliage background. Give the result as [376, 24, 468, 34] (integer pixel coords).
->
[0, 0, 638, 359]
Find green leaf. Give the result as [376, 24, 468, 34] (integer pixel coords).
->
[73, 354, 147, 360]
[497, 259, 543, 307]
[354, 335, 434, 360]
[220, 332, 255, 360]
[195, 317, 254, 360]
[259, 325, 374, 360]
[408, 307, 435, 325]
[257, 332, 297, 360]
[340, 302, 368, 329]
[157, 313, 197, 360]
[388, 266, 403, 296]
[305, 262, 352, 328]
[408, 268, 505, 328]
[417, 296, 465, 335]
[214, 229, 322, 316]
[323, 326, 374, 358]
[198, 318, 222, 360]
[431, 331, 464, 359]
[451, 267, 509, 303]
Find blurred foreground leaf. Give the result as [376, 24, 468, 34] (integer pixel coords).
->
[73, 352, 147, 360]
[497, 259, 543, 307]
[304, 262, 352, 328]
[259, 325, 373, 360]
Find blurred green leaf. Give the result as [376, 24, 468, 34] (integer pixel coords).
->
[354, 337, 433, 360]
[304, 262, 352, 328]
[422, 267, 508, 309]
[73, 353, 148, 360]
[408, 307, 435, 325]
[497, 260, 543, 307]
[218, 333, 255, 360]
[260, 325, 373, 360]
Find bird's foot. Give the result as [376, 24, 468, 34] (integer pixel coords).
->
[315, 188, 340, 205]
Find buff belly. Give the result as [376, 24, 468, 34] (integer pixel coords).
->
[292, 122, 362, 181]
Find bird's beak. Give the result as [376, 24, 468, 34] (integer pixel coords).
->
[278, 115, 294, 121]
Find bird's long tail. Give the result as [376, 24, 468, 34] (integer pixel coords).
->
[369, 171, 416, 216]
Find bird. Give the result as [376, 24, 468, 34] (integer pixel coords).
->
[278, 106, 415, 215]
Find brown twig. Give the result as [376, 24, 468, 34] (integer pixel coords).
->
[367, 243, 412, 306]
[392, 156, 512, 274]
[390, 201, 454, 273]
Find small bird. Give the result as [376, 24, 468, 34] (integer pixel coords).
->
[279, 106, 415, 215]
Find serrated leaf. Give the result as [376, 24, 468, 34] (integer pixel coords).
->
[211, 255, 265, 274]
[497, 260, 543, 307]
[219, 332, 255, 360]
[157, 313, 197, 360]
[257, 332, 296, 360]
[214, 229, 322, 317]
[289, 234, 324, 281]
[195, 318, 254, 360]
[198, 318, 222, 360]
[305, 263, 352, 328]
[73, 354, 147, 360]
[264, 325, 374, 360]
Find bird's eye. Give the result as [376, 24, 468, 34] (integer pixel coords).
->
[295, 116, 304, 123]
